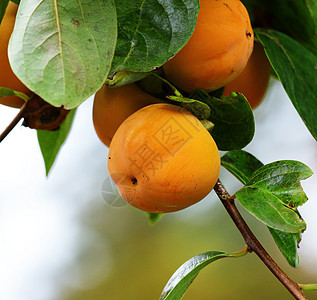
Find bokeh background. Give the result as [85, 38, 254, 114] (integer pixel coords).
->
[0, 79, 316, 300]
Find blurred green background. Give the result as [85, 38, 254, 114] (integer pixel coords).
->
[57, 190, 316, 300]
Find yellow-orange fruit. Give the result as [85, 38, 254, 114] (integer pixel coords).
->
[108, 103, 220, 213]
[163, 0, 254, 92]
[93, 83, 162, 147]
[0, 2, 32, 108]
[223, 42, 271, 109]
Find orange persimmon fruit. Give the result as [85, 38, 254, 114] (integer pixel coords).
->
[107, 103, 220, 213]
[163, 0, 254, 92]
[0, 1, 32, 108]
[93, 83, 162, 147]
[223, 42, 271, 109]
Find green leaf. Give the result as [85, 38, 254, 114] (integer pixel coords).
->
[236, 187, 306, 233]
[160, 248, 247, 300]
[247, 160, 313, 207]
[268, 227, 300, 268]
[110, 0, 200, 75]
[37, 109, 76, 176]
[267, 0, 317, 55]
[221, 150, 264, 185]
[167, 96, 210, 120]
[8, 0, 117, 109]
[0, 0, 9, 25]
[0, 87, 29, 102]
[11, 0, 20, 4]
[242, 0, 317, 55]
[236, 160, 312, 233]
[256, 29, 317, 141]
[191, 90, 255, 150]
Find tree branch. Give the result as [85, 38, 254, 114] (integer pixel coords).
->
[214, 179, 307, 300]
[0, 101, 28, 143]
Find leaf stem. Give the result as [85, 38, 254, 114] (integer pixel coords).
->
[298, 284, 317, 291]
[229, 245, 249, 258]
[0, 101, 28, 143]
[214, 179, 307, 300]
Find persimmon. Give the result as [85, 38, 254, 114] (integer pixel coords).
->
[0, 1, 32, 108]
[163, 0, 254, 93]
[223, 42, 271, 109]
[107, 103, 220, 213]
[93, 83, 162, 147]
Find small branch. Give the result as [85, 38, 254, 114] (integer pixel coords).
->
[0, 101, 28, 143]
[214, 179, 307, 300]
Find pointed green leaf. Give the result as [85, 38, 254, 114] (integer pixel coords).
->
[236, 187, 306, 233]
[110, 0, 200, 75]
[247, 160, 313, 207]
[256, 29, 317, 141]
[191, 90, 255, 150]
[268, 227, 300, 268]
[37, 109, 76, 176]
[236, 160, 312, 233]
[221, 150, 264, 185]
[8, 0, 117, 109]
[160, 251, 230, 300]
[160, 248, 247, 300]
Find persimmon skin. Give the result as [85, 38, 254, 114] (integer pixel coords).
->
[108, 103, 220, 213]
[93, 83, 161, 147]
[163, 0, 254, 93]
[0, 2, 32, 108]
[223, 42, 271, 109]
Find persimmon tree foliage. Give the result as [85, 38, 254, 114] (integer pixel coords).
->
[0, 0, 317, 299]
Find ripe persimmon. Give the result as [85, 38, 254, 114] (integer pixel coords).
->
[163, 0, 254, 93]
[223, 42, 271, 109]
[0, 1, 32, 108]
[107, 103, 220, 213]
[93, 83, 162, 147]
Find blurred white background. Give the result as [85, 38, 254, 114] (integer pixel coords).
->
[0, 79, 316, 300]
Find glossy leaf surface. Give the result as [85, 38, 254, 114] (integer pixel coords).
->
[8, 0, 117, 109]
[236, 161, 312, 233]
[256, 29, 317, 141]
[191, 90, 254, 150]
[111, 0, 200, 75]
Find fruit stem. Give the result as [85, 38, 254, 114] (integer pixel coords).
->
[214, 179, 307, 300]
[0, 101, 28, 143]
